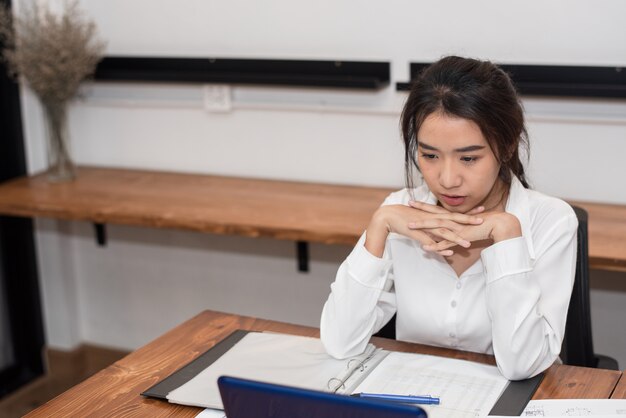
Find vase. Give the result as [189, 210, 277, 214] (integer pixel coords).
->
[42, 100, 75, 182]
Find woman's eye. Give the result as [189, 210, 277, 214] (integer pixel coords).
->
[461, 156, 477, 163]
[421, 153, 437, 160]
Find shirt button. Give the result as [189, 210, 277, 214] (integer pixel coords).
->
[456, 282, 462, 289]
[451, 300, 457, 308]
[449, 332, 456, 338]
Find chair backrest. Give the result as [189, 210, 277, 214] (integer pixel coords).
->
[560, 205, 618, 369]
[375, 205, 617, 369]
[560, 205, 596, 367]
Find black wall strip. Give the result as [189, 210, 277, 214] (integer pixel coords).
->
[94, 57, 625, 99]
[94, 56, 390, 90]
[397, 62, 626, 99]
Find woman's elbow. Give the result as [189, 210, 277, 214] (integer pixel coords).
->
[320, 316, 369, 359]
[320, 326, 358, 359]
[496, 351, 556, 381]
[497, 364, 540, 381]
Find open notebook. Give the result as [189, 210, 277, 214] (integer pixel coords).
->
[143, 330, 543, 417]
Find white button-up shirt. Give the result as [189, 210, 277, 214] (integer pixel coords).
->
[320, 177, 577, 380]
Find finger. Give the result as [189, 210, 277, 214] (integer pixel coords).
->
[424, 239, 460, 252]
[424, 227, 471, 248]
[408, 218, 464, 233]
[408, 200, 483, 225]
[428, 228, 472, 248]
[421, 242, 452, 255]
[444, 212, 484, 225]
[406, 229, 437, 247]
[408, 200, 449, 214]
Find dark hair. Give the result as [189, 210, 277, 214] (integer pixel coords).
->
[400, 56, 529, 190]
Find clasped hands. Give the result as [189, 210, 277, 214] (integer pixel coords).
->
[365, 201, 521, 257]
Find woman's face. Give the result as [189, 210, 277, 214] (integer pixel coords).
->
[416, 112, 505, 213]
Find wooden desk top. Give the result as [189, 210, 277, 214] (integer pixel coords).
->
[612, 371, 626, 399]
[25, 310, 621, 417]
[0, 166, 624, 270]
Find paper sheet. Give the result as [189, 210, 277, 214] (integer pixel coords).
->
[352, 351, 509, 418]
[519, 399, 626, 416]
[196, 408, 226, 418]
[167, 332, 379, 409]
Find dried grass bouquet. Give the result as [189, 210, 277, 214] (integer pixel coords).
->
[0, 1, 106, 181]
[0, 0, 106, 104]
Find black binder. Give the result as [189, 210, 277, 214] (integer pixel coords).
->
[143, 329, 543, 416]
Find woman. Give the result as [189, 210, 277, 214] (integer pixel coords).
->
[320, 56, 577, 380]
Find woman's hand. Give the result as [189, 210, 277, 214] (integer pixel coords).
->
[364, 201, 484, 258]
[419, 211, 522, 254]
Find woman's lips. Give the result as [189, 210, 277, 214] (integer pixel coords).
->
[440, 194, 466, 206]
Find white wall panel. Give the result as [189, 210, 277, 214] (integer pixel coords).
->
[15, 0, 625, 365]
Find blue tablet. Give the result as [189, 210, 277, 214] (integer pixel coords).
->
[218, 375, 427, 418]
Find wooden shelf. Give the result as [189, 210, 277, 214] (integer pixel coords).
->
[0, 166, 624, 271]
[569, 200, 626, 272]
[0, 166, 390, 246]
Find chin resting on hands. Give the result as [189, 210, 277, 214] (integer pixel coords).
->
[420, 211, 522, 255]
[364, 201, 484, 258]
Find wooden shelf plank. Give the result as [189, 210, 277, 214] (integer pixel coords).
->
[0, 166, 391, 245]
[0, 166, 624, 271]
[570, 201, 626, 272]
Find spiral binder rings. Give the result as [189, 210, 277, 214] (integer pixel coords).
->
[142, 329, 543, 416]
[327, 344, 386, 393]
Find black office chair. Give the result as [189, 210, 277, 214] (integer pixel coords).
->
[560, 205, 618, 369]
[374, 205, 619, 370]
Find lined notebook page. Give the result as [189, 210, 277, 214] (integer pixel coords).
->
[352, 351, 509, 418]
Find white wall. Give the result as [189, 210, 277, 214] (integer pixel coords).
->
[15, 0, 626, 367]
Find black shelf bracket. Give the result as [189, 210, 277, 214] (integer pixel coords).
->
[93, 223, 107, 247]
[94, 56, 390, 90]
[397, 62, 626, 99]
[296, 241, 309, 273]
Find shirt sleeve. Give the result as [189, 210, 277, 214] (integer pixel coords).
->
[320, 231, 397, 359]
[481, 212, 578, 380]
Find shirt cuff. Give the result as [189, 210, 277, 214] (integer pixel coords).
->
[481, 236, 532, 284]
[345, 232, 393, 288]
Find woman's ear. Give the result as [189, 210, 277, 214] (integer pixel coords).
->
[498, 165, 511, 185]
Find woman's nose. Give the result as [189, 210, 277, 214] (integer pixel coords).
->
[439, 161, 462, 189]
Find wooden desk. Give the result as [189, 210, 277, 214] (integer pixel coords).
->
[0, 166, 624, 270]
[25, 310, 622, 417]
[612, 370, 626, 399]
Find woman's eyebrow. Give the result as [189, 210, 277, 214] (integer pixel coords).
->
[417, 141, 438, 151]
[455, 145, 486, 152]
[418, 141, 485, 153]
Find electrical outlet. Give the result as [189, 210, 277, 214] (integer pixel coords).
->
[203, 85, 232, 112]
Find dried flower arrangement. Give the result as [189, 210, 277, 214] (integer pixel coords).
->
[0, 1, 105, 103]
[0, 1, 106, 180]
